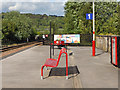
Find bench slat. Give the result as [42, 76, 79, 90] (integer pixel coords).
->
[45, 58, 58, 67]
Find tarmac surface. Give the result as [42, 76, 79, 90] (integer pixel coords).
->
[70, 46, 118, 88]
[1, 45, 118, 88]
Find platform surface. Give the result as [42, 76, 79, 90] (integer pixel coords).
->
[1, 46, 118, 88]
[70, 46, 118, 88]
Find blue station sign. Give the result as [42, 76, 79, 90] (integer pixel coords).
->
[86, 13, 93, 20]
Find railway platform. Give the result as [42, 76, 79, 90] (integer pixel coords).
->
[1, 45, 118, 88]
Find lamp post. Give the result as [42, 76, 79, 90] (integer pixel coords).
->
[50, 21, 52, 58]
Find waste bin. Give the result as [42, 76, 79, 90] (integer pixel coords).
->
[111, 36, 120, 68]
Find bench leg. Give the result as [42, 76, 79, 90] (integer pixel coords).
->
[66, 67, 68, 80]
[46, 67, 48, 70]
[66, 76, 68, 80]
[66, 53, 68, 80]
[41, 76, 43, 79]
[41, 65, 45, 79]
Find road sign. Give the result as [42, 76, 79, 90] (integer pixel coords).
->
[86, 13, 93, 20]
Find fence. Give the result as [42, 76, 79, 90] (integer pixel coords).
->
[80, 34, 92, 46]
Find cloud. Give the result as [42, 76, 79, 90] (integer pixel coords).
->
[2, 2, 65, 16]
[8, 3, 21, 11]
[2, 0, 68, 2]
[8, 3, 37, 11]
[0, 2, 2, 12]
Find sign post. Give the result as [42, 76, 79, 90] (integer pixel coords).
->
[92, 0, 95, 56]
[86, 0, 95, 56]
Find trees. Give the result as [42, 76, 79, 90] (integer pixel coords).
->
[64, 2, 93, 34]
[1, 11, 65, 44]
[2, 11, 37, 44]
[118, 2, 120, 35]
[24, 13, 65, 35]
[95, 2, 119, 35]
[64, 2, 119, 35]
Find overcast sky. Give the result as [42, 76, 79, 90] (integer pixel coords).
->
[1, 0, 120, 16]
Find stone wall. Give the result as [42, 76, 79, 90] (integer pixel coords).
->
[96, 36, 111, 52]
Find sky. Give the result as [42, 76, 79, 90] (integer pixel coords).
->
[1, 0, 120, 16]
[2, 2, 66, 16]
[1, 0, 67, 16]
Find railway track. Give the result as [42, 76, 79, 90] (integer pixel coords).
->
[0, 41, 43, 59]
[0, 41, 42, 52]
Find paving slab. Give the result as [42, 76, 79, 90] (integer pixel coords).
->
[2, 46, 74, 88]
[1, 46, 118, 88]
[69, 46, 118, 88]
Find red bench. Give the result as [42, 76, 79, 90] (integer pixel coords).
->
[51, 41, 68, 49]
[41, 48, 68, 79]
[54, 41, 64, 45]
